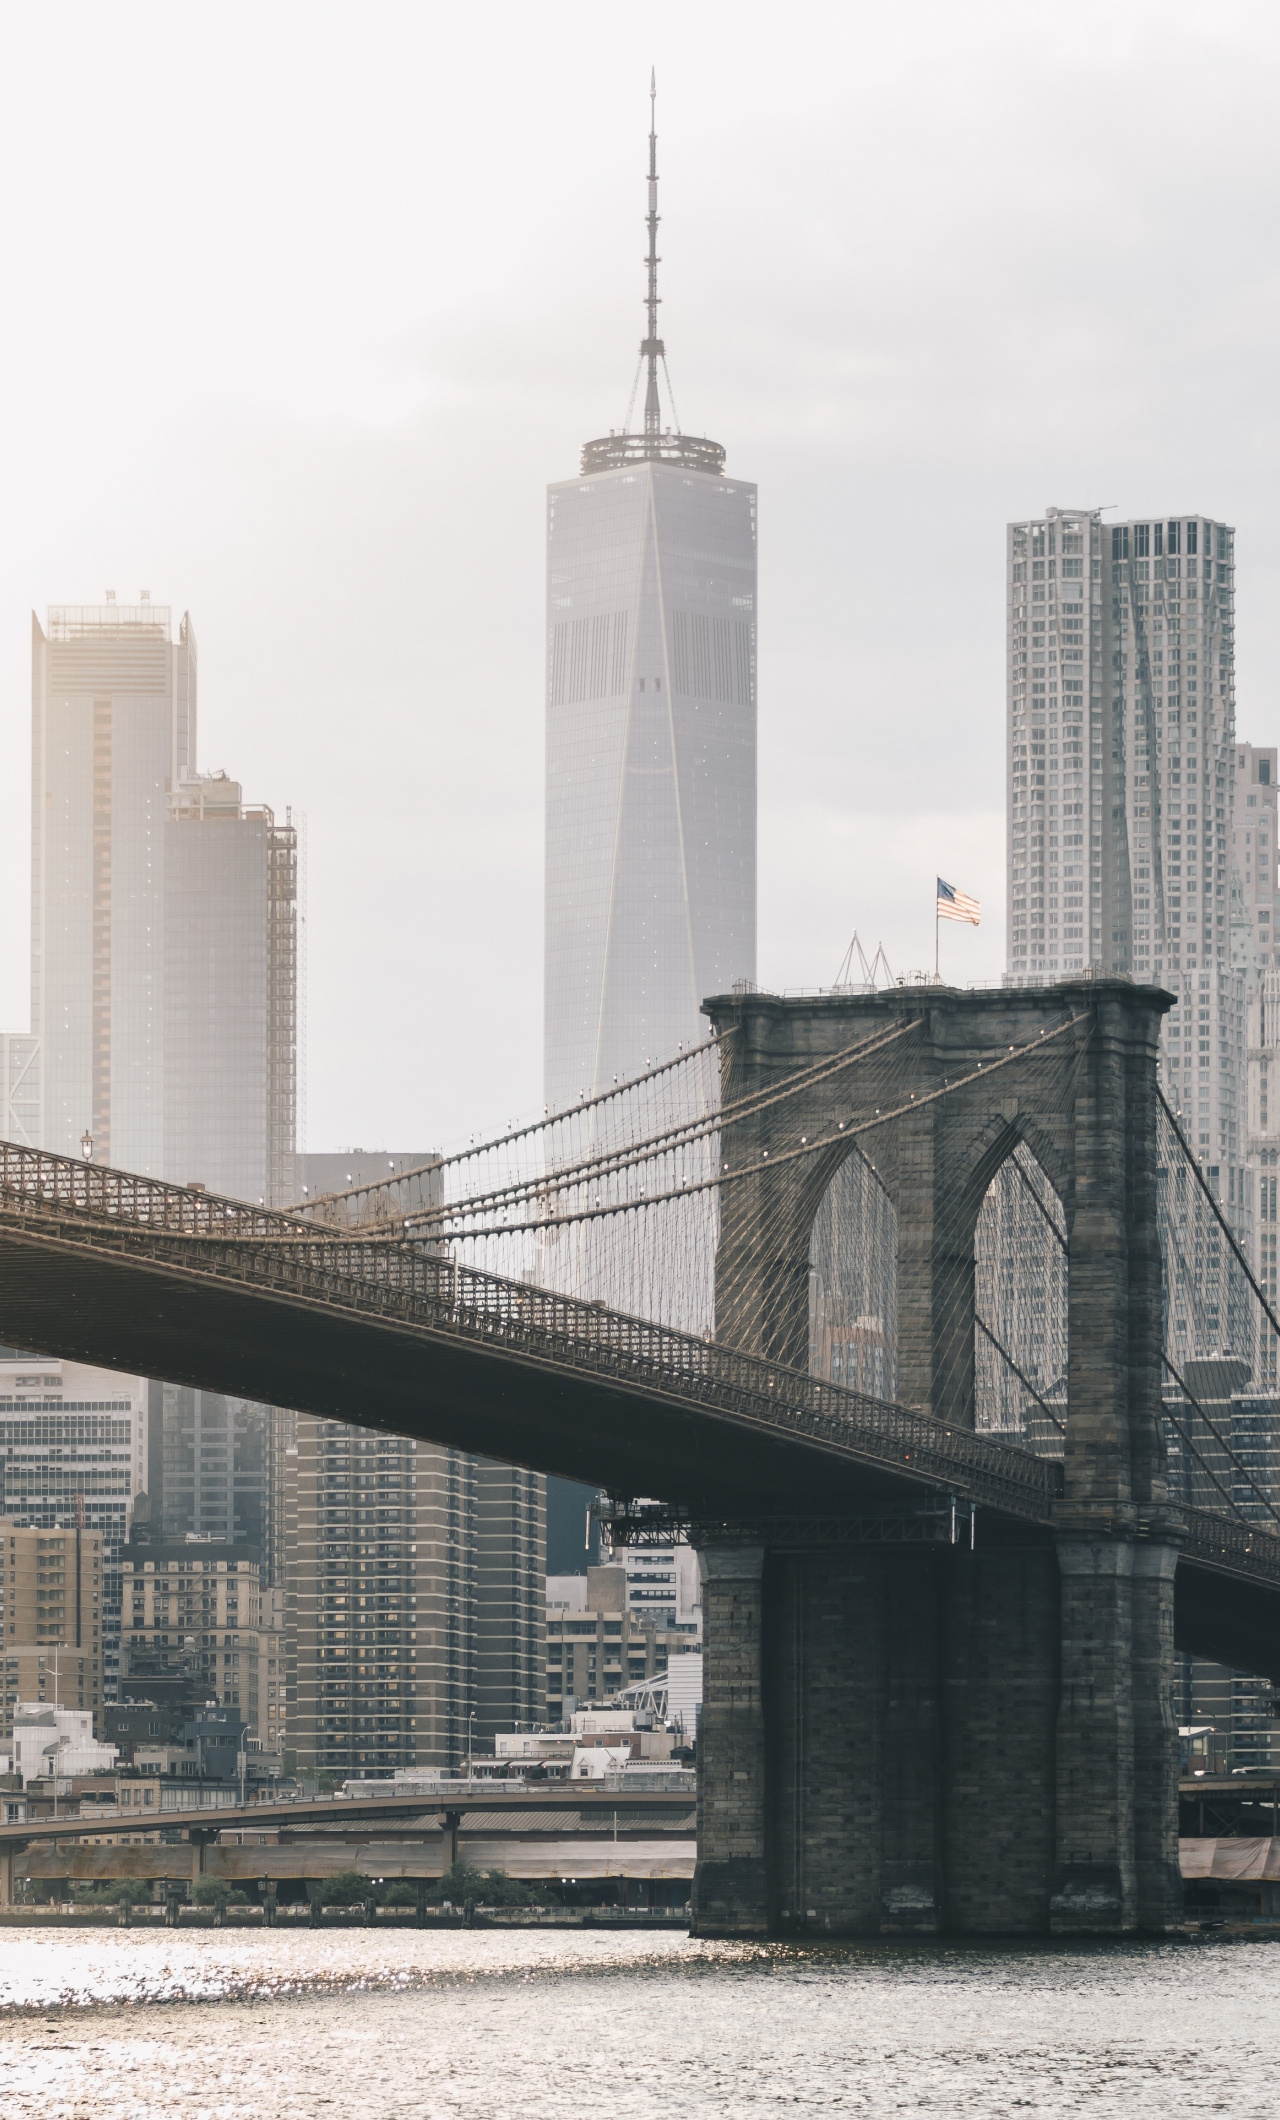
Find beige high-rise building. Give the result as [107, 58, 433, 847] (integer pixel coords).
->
[285, 1419, 479, 1778]
[0, 1519, 104, 1743]
[474, 1461, 545, 1746]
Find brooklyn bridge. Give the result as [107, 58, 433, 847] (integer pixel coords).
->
[2, 977, 1278, 1938]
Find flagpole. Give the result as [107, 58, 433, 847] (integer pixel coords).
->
[935, 887, 940, 982]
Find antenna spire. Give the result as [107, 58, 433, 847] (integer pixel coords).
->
[642, 69, 663, 438]
[579, 74, 727, 475]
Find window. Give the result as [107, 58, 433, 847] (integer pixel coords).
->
[1187, 521, 1198, 555]
[1154, 523, 1164, 556]
[1134, 524, 1150, 557]
[1262, 760, 1273, 786]
[1168, 520, 1181, 555]
[1062, 558, 1083, 578]
[1032, 561, 1045, 581]
[1112, 526, 1130, 561]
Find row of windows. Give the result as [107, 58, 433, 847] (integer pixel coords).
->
[1112, 521, 1220, 560]
[0, 1413, 132, 1429]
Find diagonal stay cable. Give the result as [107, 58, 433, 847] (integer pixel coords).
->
[423, 1009, 1095, 1240]
[67, 1010, 1082, 1252]
[1161, 1349, 1280, 1529]
[1162, 1396, 1241, 1519]
[403, 1018, 925, 1233]
[300, 1017, 923, 1232]
[975, 1313, 1066, 1435]
[1009, 1146, 1067, 1249]
[285, 1033, 728, 1214]
[1159, 1088, 1280, 1344]
[1010, 1099, 1280, 1521]
[1004, 1090, 1277, 1523]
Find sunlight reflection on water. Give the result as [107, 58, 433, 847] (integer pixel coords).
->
[1, 1929, 1279, 2118]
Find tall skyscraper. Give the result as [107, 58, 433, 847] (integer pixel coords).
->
[164, 772, 298, 1207]
[542, 87, 757, 1571]
[31, 597, 196, 1170]
[543, 86, 757, 1112]
[1006, 509, 1244, 1173]
[14, 598, 297, 1204]
[1, 595, 300, 1733]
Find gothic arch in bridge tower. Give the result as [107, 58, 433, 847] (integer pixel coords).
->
[973, 1141, 1068, 1450]
[808, 1148, 898, 1401]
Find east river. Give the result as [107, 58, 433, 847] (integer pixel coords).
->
[1, 1928, 1278, 2115]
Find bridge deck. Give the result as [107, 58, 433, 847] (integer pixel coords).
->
[0, 1144, 1277, 1619]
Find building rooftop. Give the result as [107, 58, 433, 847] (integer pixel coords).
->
[46, 601, 171, 640]
[579, 431, 725, 477]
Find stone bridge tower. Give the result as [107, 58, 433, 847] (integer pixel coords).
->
[692, 979, 1182, 1936]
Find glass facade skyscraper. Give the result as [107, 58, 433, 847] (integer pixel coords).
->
[545, 468, 758, 1106]
[541, 86, 758, 1577]
[31, 598, 195, 1170]
[543, 93, 757, 1111]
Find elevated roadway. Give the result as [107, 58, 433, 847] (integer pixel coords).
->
[0, 1143, 1277, 1679]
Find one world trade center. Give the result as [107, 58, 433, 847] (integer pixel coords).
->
[543, 83, 757, 1113]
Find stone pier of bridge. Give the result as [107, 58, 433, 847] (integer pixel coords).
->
[690, 980, 1183, 1937]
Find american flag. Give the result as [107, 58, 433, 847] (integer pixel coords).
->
[937, 877, 981, 926]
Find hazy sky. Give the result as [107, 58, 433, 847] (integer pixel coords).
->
[1, 0, 1279, 1154]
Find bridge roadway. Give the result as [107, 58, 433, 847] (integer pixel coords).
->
[0, 1142, 1277, 1674]
[0, 1787, 698, 1896]
[0, 1783, 1265, 1904]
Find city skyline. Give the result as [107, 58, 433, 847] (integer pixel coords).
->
[3, 11, 1280, 1155]
[5, 15, 1280, 2084]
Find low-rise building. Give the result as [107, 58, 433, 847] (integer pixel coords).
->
[544, 1565, 700, 1721]
[11, 1702, 116, 1782]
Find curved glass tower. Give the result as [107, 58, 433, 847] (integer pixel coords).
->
[543, 83, 757, 1110]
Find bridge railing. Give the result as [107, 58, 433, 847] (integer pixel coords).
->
[1182, 1507, 1280, 1586]
[16, 1138, 1274, 1539]
[150, 1223, 1067, 1520]
[0, 1140, 316, 1240]
[0, 1138, 1065, 1518]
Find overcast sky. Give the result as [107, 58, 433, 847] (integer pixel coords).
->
[1, 0, 1278, 1153]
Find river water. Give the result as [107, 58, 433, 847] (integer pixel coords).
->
[0, 1928, 1278, 2116]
